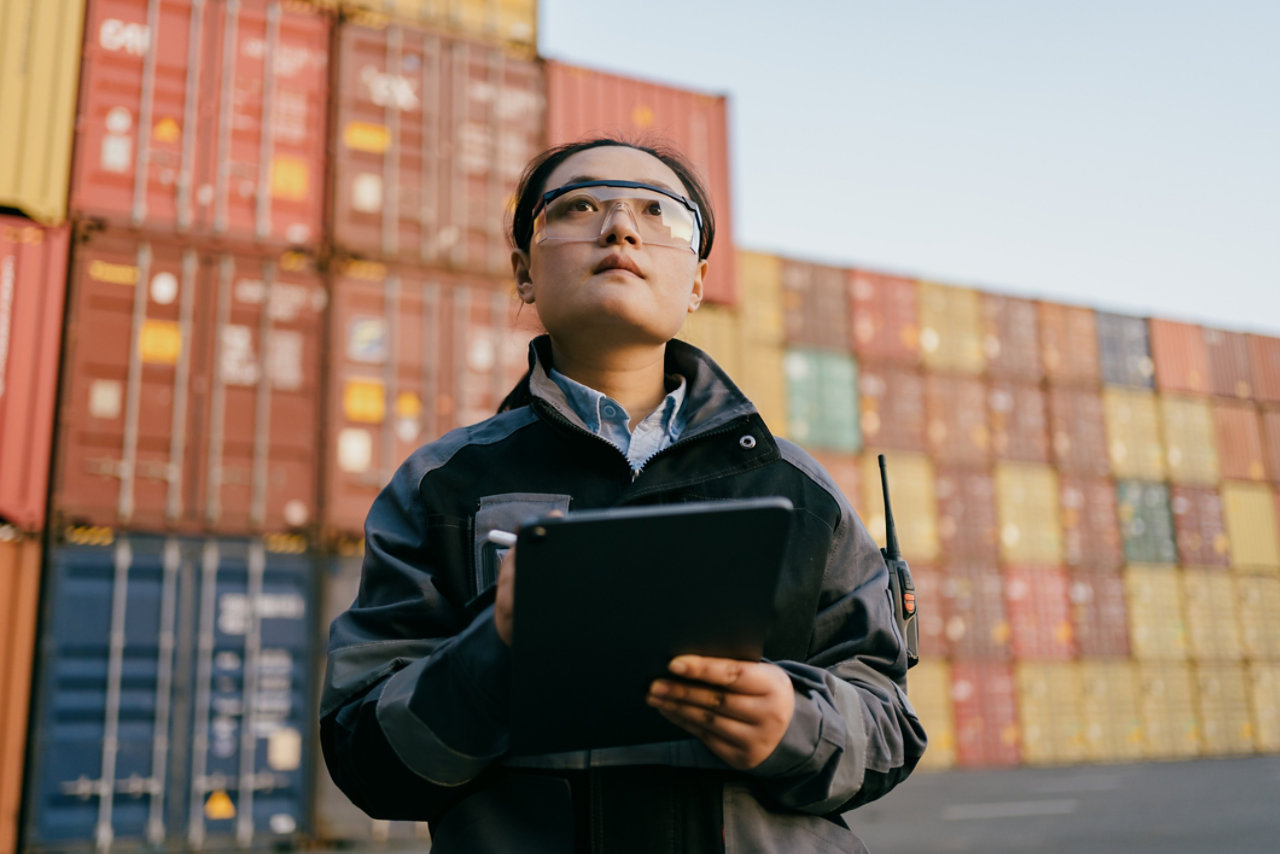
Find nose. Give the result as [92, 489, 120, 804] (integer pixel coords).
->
[597, 201, 642, 246]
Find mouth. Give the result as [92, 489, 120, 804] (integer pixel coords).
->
[594, 254, 645, 278]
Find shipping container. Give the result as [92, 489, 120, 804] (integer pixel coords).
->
[848, 268, 919, 365]
[737, 343, 788, 439]
[1046, 386, 1110, 477]
[951, 661, 1021, 767]
[1079, 659, 1145, 762]
[1212, 400, 1267, 481]
[1202, 327, 1254, 400]
[784, 349, 859, 453]
[1169, 486, 1230, 569]
[71, 0, 331, 248]
[1193, 664, 1254, 756]
[1016, 662, 1086, 765]
[1137, 662, 1200, 759]
[1, 528, 42, 854]
[326, 261, 538, 535]
[0, 217, 72, 530]
[1221, 481, 1280, 571]
[918, 280, 984, 375]
[934, 467, 999, 563]
[332, 23, 544, 273]
[1096, 312, 1154, 388]
[316, 0, 537, 53]
[545, 61, 736, 304]
[1247, 661, 1280, 752]
[924, 373, 990, 466]
[906, 659, 954, 770]
[1116, 480, 1177, 565]
[1248, 333, 1280, 404]
[988, 381, 1049, 463]
[0, 0, 87, 223]
[980, 293, 1041, 382]
[1158, 395, 1219, 486]
[1262, 409, 1280, 485]
[860, 452, 938, 562]
[1236, 573, 1280, 658]
[53, 232, 326, 534]
[1124, 565, 1188, 660]
[858, 364, 926, 454]
[1060, 476, 1125, 571]
[1067, 569, 1130, 658]
[908, 564, 948, 660]
[995, 462, 1062, 565]
[1037, 301, 1100, 386]
[1180, 570, 1243, 661]
[780, 258, 850, 353]
[1148, 318, 1210, 395]
[25, 534, 316, 849]
[940, 564, 1011, 660]
[678, 303, 742, 380]
[735, 251, 784, 345]
[1004, 566, 1074, 660]
[1102, 388, 1165, 480]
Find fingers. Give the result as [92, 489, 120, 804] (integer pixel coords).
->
[666, 655, 780, 695]
[493, 546, 516, 646]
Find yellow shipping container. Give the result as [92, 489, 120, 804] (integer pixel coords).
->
[1193, 663, 1255, 756]
[736, 251, 785, 345]
[1159, 395, 1220, 485]
[1079, 660, 1146, 763]
[1137, 662, 1201, 759]
[738, 343, 788, 440]
[917, 280, 984, 375]
[861, 452, 938, 561]
[1125, 566, 1189, 660]
[1236, 573, 1280, 658]
[1103, 388, 1166, 480]
[1221, 481, 1280, 570]
[995, 462, 1063, 564]
[1016, 662, 1087, 765]
[0, 0, 86, 223]
[1247, 661, 1280, 753]
[1181, 570, 1244, 660]
[908, 659, 955, 770]
[316, 0, 538, 51]
[680, 304, 743, 380]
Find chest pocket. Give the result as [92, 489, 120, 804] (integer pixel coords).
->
[471, 493, 573, 599]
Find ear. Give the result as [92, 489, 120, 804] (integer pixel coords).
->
[511, 249, 535, 303]
[686, 258, 708, 313]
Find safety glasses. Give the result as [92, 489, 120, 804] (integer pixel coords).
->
[532, 180, 702, 252]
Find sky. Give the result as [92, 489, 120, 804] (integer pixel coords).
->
[539, 1, 1280, 335]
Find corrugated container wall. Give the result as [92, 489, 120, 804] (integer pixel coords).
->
[1060, 476, 1124, 571]
[918, 281, 984, 375]
[71, 0, 331, 248]
[995, 462, 1062, 565]
[1038, 302, 1100, 386]
[1237, 575, 1280, 658]
[735, 251, 784, 345]
[858, 365, 926, 454]
[1194, 664, 1254, 756]
[1, 529, 43, 854]
[331, 23, 544, 274]
[1263, 409, 1280, 485]
[1159, 395, 1219, 486]
[950, 661, 1021, 767]
[1137, 662, 1200, 759]
[1253, 662, 1280, 752]
[1103, 388, 1166, 481]
[849, 269, 919, 365]
[315, 0, 537, 54]
[545, 61, 737, 304]
[781, 258, 850, 352]
[1149, 319, 1210, 395]
[1068, 571, 1130, 657]
[1079, 660, 1144, 762]
[1202, 328, 1254, 400]
[1047, 386, 1110, 477]
[1213, 400, 1267, 482]
[908, 660, 955, 770]
[737, 343, 788, 439]
[0, 218, 72, 530]
[679, 303, 742, 380]
[1125, 566, 1188, 660]
[988, 381, 1048, 463]
[861, 452, 938, 562]
[924, 374, 989, 467]
[934, 468, 999, 563]
[1169, 486, 1230, 569]
[942, 564, 1012, 660]
[1016, 662, 1086, 764]
[1004, 567, 1074, 660]
[1096, 312, 1154, 388]
[1181, 570, 1244, 661]
[1221, 482, 1280, 570]
[1249, 334, 1280, 404]
[784, 349, 858, 453]
[1116, 480, 1177, 565]
[981, 293, 1041, 382]
[0, 0, 86, 223]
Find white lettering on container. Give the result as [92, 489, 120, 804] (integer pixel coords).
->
[361, 66, 420, 111]
[217, 592, 307, 635]
[99, 19, 151, 56]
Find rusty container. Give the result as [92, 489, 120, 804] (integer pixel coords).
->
[1249, 333, 1280, 404]
[71, 0, 331, 248]
[934, 467, 999, 563]
[1193, 663, 1255, 756]
[0, 217, 72, 530]
[1016, 662, 1086, 765]
[858, 364, 927, 454]
[1181, 570, 1244, 661]
[918, 280, 984, 375]
[988, 381, 1049, 463]
[0, 528, 42, 854]
[940, 563, 1011, 660]
[950, 660, 1021, 767]
[545, 60, 736, 305]
[1060, 476, 1125, 571]
[780, 258, 851, 353]
[1149, 318, 1211, 395]
[980, 293, 1041, 382]
[1103, 388, 1166, 481]
[849, 268, 920, 365]
[1220, 481, 1280, 571]
[1038, 301, 1100, 386]
[1125, 565, 1189, 660]
[1213, 400, 1267, 482]
[736, 250, 784, 345]
[1137, 662, 1201, 759]
[860, 452, 938, 562]
[1237, 572, 1280, 658]
[1096, 311, 1155, 388]
[332, 22, 544, 274]
[1202, 327, 1254, 400]
[1046, 385, 1110, 477]
[1068, 569, 1131, 657]
[925, 373, 990, 466]
[1262, 408, 1280, 485]
[1116, 480, 1177, 565]
[1159, 395, 1219, 486]
[995, 462, 1063, 565]
[52, 231, 326, 534]
[1003, 566, 1075, 660]
[1079, 660, 1145, 762]
[1169, 486, 1230, 569]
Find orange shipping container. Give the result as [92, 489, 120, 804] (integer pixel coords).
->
[1137, 662, 1201, 759]
[859, 365, 927, 454]
[935, 467, 999, 563]
[1125, 565, 1189, 660]
[951, 661, 1021, 767]
[924, 374, 989, 466]
[545, 61, 737, 305]
[1221, 481, 1280, 570]
[1193, 664, 1254, 756]
[1079, 660, 1145, 762]
[1159, 394, 1219, 485]
[988, 381, 1049, 463]
[1248, 333, 1280, 404]
[780, 258, 851, 352]
[1213, 400, 1267, 481]
[918, 281, 984, 375]
[1262, 409, 1280, 485]
[1060, 476, 1125, 571]
[0, 528, 41, 854]
[1047, 386, 1110, 477]
[1180, 570, 1244, 661]
[995, 462, 1062, 565]
[1067, 569, 1130, 657]
[0, 217, 71, 530]
[1038, 301, 1100, 385]
[940, 564, 1011, 660]
[1004, 566, 1074, 660]
[735, 251, 784, 345]
[1202, 327, 1254, 400]
[981, 293, 1041, 382]
[849, 268, 919, 365]
[1103, 387, 1166, 480]
[1016, 662, 1086, 765]
[1149, 318, 1211, 395]
[1169, 486, 1230, 569]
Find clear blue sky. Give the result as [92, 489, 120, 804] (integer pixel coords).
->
[539, 1, 1280, 335]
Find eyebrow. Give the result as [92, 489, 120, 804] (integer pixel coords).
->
[557, 175, 679, 193]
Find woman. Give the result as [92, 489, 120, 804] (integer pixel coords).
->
[321, 138, 926, 853]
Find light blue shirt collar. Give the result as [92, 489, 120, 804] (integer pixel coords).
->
[548, 368, 688, 473]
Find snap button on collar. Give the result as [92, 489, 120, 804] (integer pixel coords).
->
[738, 434, 757, 450]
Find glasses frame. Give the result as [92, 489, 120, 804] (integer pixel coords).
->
[533, 180, 703, 251]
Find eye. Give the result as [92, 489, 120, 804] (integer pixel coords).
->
[643, 200, 665, 217]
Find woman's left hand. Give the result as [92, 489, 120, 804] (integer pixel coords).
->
[647, 655, 795, 770]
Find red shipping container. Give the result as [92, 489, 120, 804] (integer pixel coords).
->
[935, 467, 999, 563]
[858, 364, 926, 453]
[1047, 385, 1110, 477]
[909, 564, 948, 660]
[1003, 565, 1075, 660]
[326, 261, 541, 536]
[1213, 400, 1267, 481]
[1149, 318, 1210, 395]
[1038, 301, 1099, 386]
[941, 562, 1011, 659]
[331, 23, 544, 274]
[1263, 409, 1280, 485]
[989, 381, 1049, 463]
[1067, 568, 1131, 657]
[1060, 475, 1125, 570]
[53, 231, 326, 533]
[1249, 334, 1280, 404]
[925, 374, 990, 466]
[0, 217, 71, 530]
[780, 258, 850, 352]
[0, 529, 42, 854]
[981, 293, 1041, 382]
[807, 450, 860, 508]
[544, 60, 736, 305]
[849, 268, 919, 365]
[1170, 485, 1230, 569]
[951, 660, 1021, 767]
[71, 0, 330, 248]
[1202, 327, 1254, 400]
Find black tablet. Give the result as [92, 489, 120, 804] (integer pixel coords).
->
[509, 496, 794, 755]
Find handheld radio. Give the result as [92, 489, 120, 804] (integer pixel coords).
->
[878, 454, 919, 668]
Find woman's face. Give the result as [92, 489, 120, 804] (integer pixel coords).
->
[513, 146, 708, 352]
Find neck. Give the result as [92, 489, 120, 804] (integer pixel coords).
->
[549, 338, 670, 429]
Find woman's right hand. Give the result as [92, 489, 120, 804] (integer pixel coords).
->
[494, 545, 516, 646]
